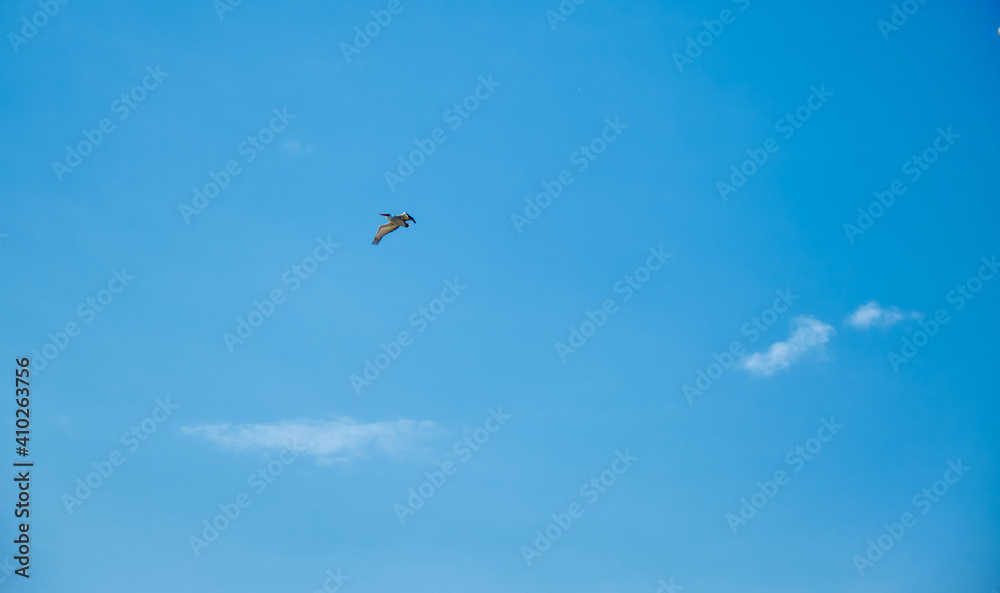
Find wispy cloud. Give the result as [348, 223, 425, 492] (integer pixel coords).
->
[845, 301, 920, 329]
[182, 416, 436, 463]
[282, 140, 312, 154]
[740, 315, 835, 376]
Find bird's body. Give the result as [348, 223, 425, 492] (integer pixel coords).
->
[372, 212, 416, 245]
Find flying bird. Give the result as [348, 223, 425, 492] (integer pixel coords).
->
[372, 212, 416, 245]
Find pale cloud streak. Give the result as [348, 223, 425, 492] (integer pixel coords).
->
[740, 315, 835, 376]
[846, 301, 920, 329]
[182, 416, 436, 463]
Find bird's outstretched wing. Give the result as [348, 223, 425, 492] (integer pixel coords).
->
[372, 223, 398, 245]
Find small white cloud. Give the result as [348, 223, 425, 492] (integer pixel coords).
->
[846, 301, 920, 329]
[182, 416, 435, 462]
[740, 315, 835, 376]
[282, 140, 312, 154]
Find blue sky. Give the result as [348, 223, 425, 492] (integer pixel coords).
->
[1, 0, 999, 591]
